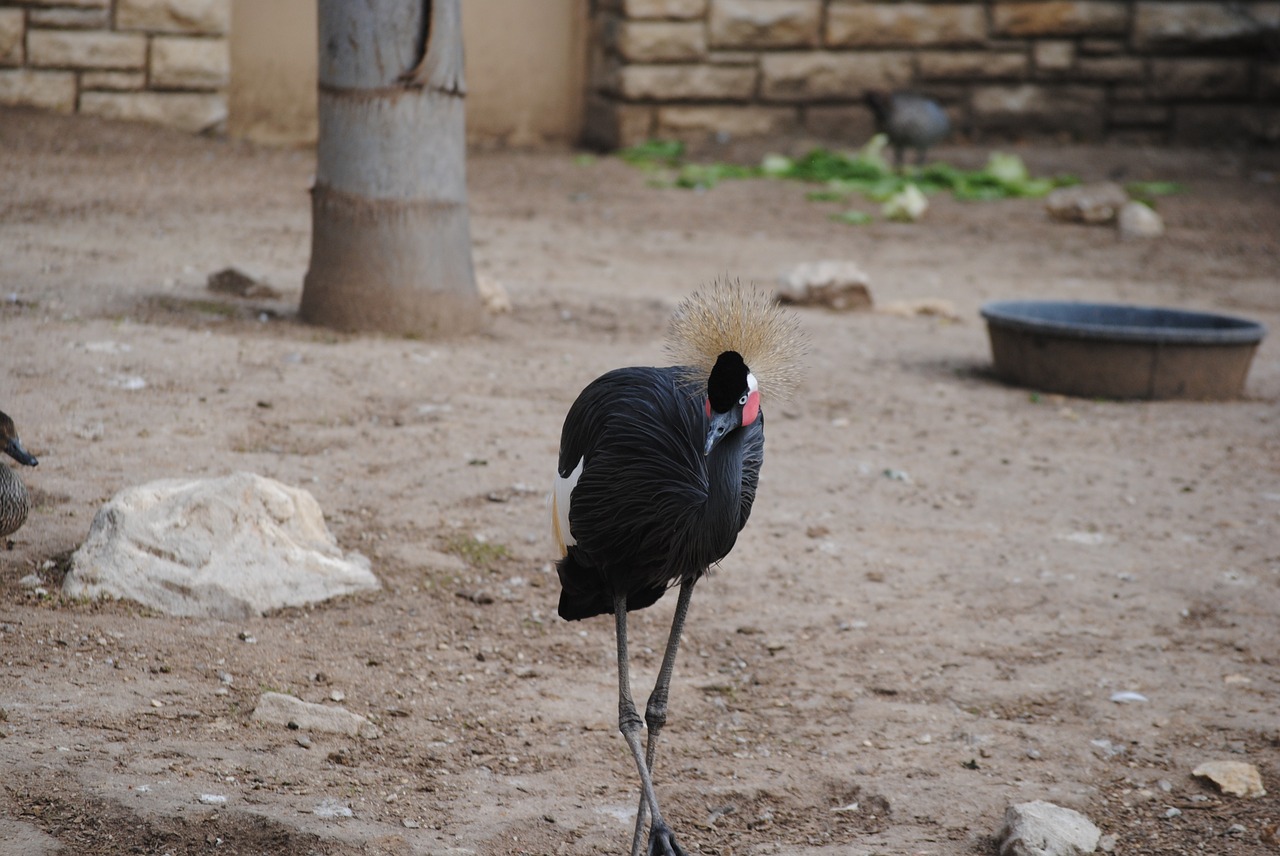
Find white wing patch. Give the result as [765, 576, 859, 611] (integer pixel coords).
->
[551, 456, 584, 556]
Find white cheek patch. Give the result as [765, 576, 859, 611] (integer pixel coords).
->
[551, 456, 584, 554]
[747, 372, 758, 393]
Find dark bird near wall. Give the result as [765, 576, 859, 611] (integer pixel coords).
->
[865, 89, 951, 171]
[551, 284, 804, 856]
[1, 410, 38, 542]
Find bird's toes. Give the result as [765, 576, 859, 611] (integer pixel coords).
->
[648, 823, 686, 856]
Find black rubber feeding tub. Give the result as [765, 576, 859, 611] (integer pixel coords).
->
[980, 300, 1267, 400]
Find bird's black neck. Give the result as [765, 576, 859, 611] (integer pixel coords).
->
[700, 423, 747, 557]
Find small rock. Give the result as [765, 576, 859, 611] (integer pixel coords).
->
[1110, 691, 1148, 704]
[1045, 182, 1129, 224]
[207, 267, 282, 300]
[1117, 201, 1163, 239]
[312, 797, 354, 819]
[775, 260, 873, 312]
[18, 574, 43, 589]
[1165, 807, 1182, 818]
[1192, 760, 1266, 798]
[251, 691, 381, 739]
[998, 800, 1101, 856]
[476, 274, 512, 314]
[877, 298, 960, 320]
[1098, 833, 1117, 852]
[198, 794, 227, 806]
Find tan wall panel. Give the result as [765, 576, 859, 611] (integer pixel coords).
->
[228, 0, 587, 147]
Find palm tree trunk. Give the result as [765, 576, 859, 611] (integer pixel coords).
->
[301, 0, 484, 335]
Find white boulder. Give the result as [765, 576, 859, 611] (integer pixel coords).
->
[251, 691, 380, 738]
[998, 800, 1101, 856]
[776, 260, 873, 311]
[65, 472, 377, 619]
[1117, 200, 1164, 239]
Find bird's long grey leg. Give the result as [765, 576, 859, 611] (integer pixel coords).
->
[630, 580, 697, 856]
[615, 593, 686, 856]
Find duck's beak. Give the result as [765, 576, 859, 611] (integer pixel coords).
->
[5, 437, 37, 467]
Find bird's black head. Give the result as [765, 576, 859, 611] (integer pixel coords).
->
[704, 351, 760, 456]
[707, 351, 748, 414]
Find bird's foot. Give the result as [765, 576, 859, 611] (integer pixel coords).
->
[648, 822, 686, 856]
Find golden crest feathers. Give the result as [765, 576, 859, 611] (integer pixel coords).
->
[665, 279, 807, 401]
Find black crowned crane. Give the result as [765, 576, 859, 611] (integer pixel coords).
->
[551, 285, 804, 856]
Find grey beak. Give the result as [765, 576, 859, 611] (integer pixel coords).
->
[704, 408, 739, 456]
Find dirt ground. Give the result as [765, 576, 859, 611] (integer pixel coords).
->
[0, 106, 1278, 856]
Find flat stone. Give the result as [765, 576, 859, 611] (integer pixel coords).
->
[992, 1, 1128, 37]
[998, 800, 1101, 856]
[251, 692, 381, 739]
[0, 68, 76, 112]
[1074, 57, 1145, 81]
[1133, 1, 1272, 49]
[971, 84, 1106, 137]
[27, 29, 146, 70]
[761, 51, 912, 101]
[615, 21, 706, 62]
[64, 472, 377, 619]
[80, 70, 146, 90]
[0, 10, 26, 66]
[1109, 103, 1169, 126]
[709, 0, 822, 49]
[150, 35, 229, 89]
[116, 0, 229, 35]
[827, 3, 987, 47]
[1034, 40, 1075, 71]
[1192, 761, 1267, 798]
[1045, 181, 1129, 224]
[28, 7, 111, 28]
[78, 90, 226, 132]
[918, 51, 1028, 80]
[656, 104, 797, 137]
[619, 64, 757, 100]
[1150, 58, 1250, 99]
[804, 103, 876, 141]
[622, 0, 707, 19]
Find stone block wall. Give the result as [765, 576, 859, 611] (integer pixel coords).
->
[0, 0, 229, 133]
[584, 0, 1280, 149]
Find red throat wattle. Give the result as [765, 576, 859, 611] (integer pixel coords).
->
[742, 390, 760, 426]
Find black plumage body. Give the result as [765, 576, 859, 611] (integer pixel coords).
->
[555, 365, 764, 621]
